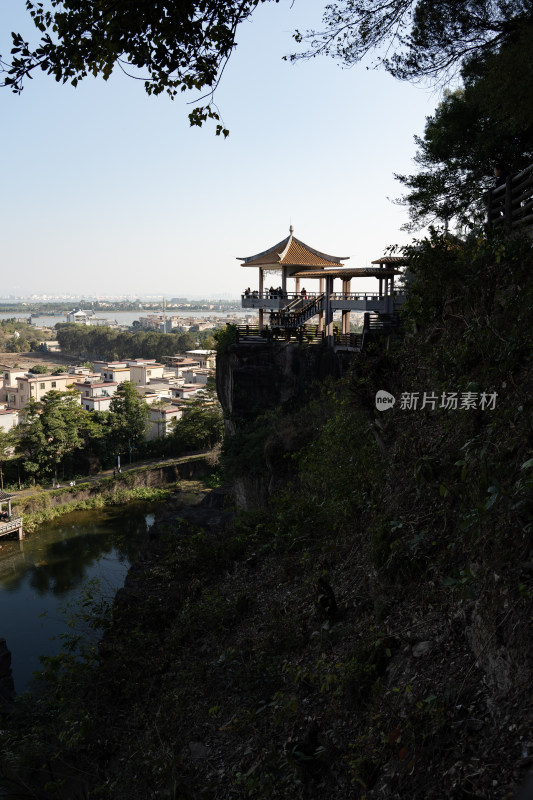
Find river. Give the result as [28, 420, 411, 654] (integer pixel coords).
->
[0, 504, 156, 693]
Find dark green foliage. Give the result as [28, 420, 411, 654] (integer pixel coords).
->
[214, 323, 237, 354]
[171, 401, 223, 453]
[16, 391, 93, 481]
[3, 0, 273, 134]
[0, 320, 49, 353]
[109, 381, 150, 456]
[396, 44, 533, 229]
[293, 0, 533, 85]
[55, 323, 202, 362]
[221, 413, 275, 479]
[2, 232, 533, 799]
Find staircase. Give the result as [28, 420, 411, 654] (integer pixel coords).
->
[270, 294, 324, 329]
[364, 312, 401, 332]
[361, 312, 401, 349]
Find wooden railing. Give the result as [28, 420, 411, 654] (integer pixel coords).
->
[487, 164, 533, 232]
[0, 517, 23, 537]
[242, 291, 318, 301]
[234, 325, 365, 350]
[334, 332, 362, 349]
[235, 324, 323, 344]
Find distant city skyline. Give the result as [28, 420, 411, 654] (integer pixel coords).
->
[0, 293, 239, 304]
[1, 0, 440, 298]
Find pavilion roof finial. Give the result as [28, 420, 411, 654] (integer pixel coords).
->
[289, 224, 294, 235]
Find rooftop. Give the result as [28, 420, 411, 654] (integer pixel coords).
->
[238, 227, 348, 270]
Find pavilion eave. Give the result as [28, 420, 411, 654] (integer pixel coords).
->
[292, 267, 401, 279]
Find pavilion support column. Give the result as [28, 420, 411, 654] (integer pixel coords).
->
[295, 277, 300, 296]
[282, 266, 287, 298]
[342, 279, 351, 334]
[258, 268, 264, 329]
[318, 277, 325, 332]
[325, 276, 334, 346]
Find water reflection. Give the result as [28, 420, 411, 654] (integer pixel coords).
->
[0, 504, 155, 692]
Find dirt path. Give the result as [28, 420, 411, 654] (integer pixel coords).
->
[10, 451, 211, 500]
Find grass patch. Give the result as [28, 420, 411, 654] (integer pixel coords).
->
[21, 487, 172, 532]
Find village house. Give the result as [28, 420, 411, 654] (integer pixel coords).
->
[185, 349, 216, 369]
[4, 373, 72, 410]
[133, 374, 184, 403]
[67, 366, 94, 377]
[146, 405, 184, 441]
[169, 384, 206, 401]
[135, 388, 162, 405]
[0, 367, 27, 404]
[127, 360, 166, 385]
[72, 381, 118, 412]
[92, 361, 131, 383]
[180, 367, 211, 385]
[165, 356, 202, 374]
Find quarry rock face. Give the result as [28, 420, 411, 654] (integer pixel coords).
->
[217, 341, 347, 509]
[217, 341, 344, 426]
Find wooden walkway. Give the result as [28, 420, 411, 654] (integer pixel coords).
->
[234, 313, 400, 351]
[0, 517, 24, 540]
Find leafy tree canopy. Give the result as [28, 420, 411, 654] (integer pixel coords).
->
[109, 381, 150, 454]
[292, 0, 533, 84]
[4, 0, 532, 129]
[1, 0, 278, 135]
[395, 29, 533, 229]
[16, 391, 91, 480]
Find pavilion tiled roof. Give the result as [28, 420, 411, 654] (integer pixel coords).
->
[371, 256, 410, 265]
[238, 228, 348, 269]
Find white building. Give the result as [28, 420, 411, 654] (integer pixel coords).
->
[128, 360, 166, 385]
[66, 309, 96, 324]
[0, 408, 20, 432]
[92, 361, 131, 383]
[73, 381, 118, 412]
[4, 373, 72, 410]
[185, 349, 216, 369]
[169, 384, 206, 401]
[146, 405, 184, 441]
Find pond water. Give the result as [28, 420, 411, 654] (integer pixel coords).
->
[0, 505, 156, 693]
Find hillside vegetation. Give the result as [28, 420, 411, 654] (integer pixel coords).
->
[1, 231, 532, 799]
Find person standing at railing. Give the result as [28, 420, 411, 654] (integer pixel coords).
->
[300, 287, 307, 299]
[494, 163, 508, 188]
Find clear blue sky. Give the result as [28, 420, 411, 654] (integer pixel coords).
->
[1, 0, 439, 299]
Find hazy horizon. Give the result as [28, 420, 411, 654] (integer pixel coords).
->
[2, 0, 439, 298]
